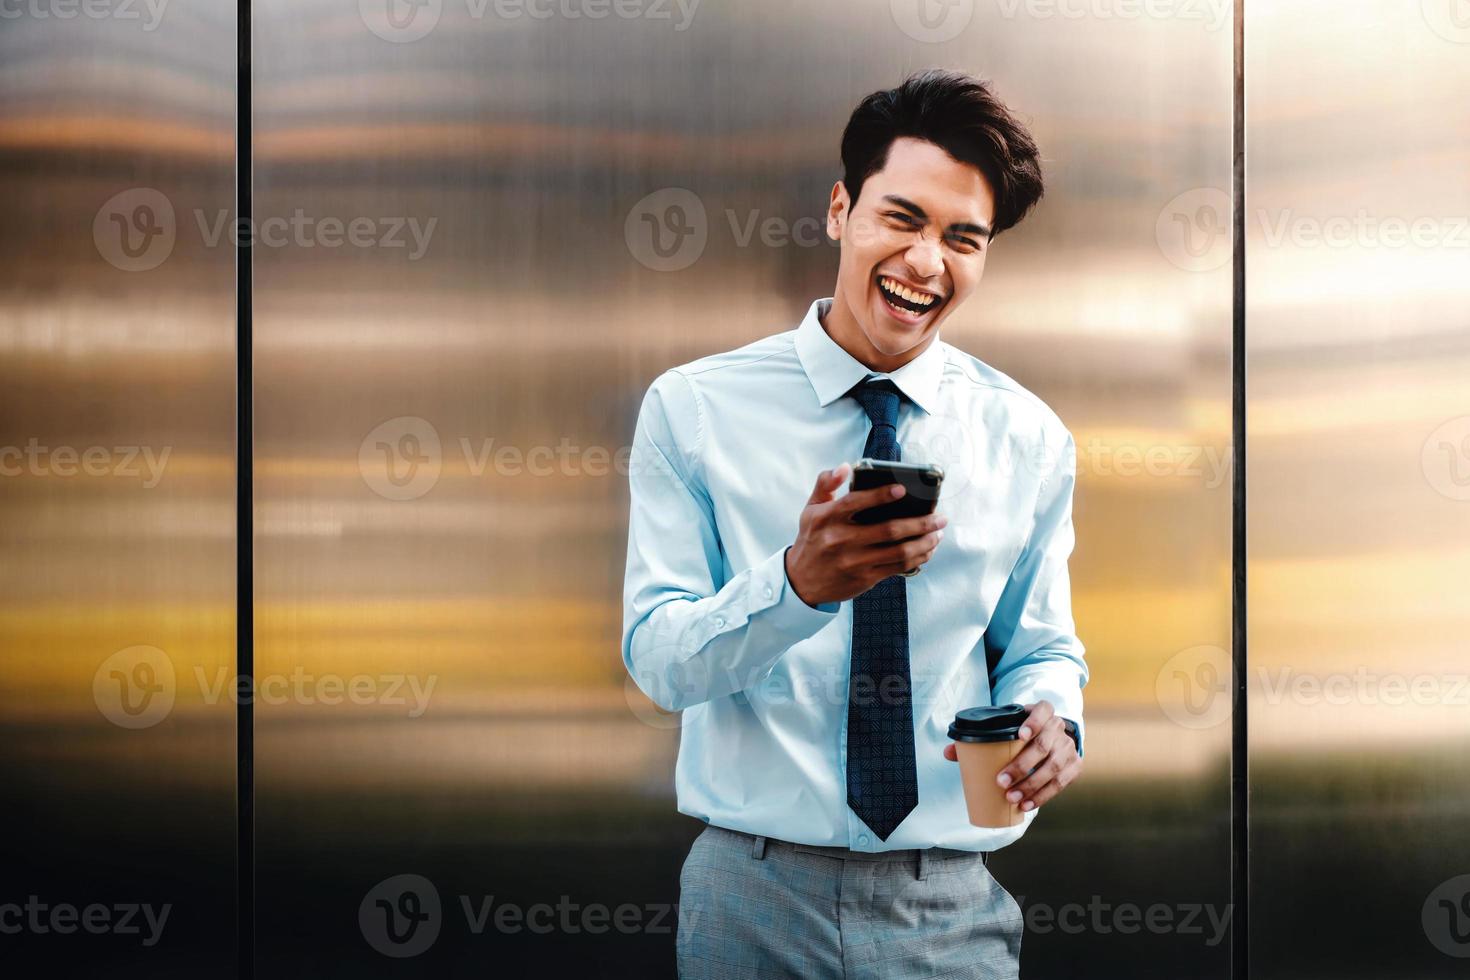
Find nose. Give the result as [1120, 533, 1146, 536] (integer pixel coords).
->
[903, 231, 944, 280]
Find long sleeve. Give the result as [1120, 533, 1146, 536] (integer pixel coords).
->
[621, 369, 840, 712]
[984, 426, 1089, 754]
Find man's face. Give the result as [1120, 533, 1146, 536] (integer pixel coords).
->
[826, 137, 996, 360]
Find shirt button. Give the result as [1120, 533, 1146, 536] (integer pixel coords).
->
[714, 616, 725, 628]
[857, 834, 870, 847]
[763, 585, 774, 600]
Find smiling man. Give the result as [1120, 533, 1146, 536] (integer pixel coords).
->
[621, 70, 1088, 979]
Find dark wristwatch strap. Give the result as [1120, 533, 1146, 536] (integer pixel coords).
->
[1060, 717, 1082, 756]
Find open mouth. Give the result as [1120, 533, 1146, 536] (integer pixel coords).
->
[876, 274, 943, 320]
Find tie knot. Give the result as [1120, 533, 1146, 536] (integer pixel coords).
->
[848, 377, 903, 430]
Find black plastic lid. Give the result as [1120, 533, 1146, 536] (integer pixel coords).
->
[948, 704, 1029, 742]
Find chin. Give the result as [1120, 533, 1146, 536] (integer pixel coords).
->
[865, 323, 918, 356]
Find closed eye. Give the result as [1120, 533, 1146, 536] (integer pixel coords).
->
[886, 212, 981, 251]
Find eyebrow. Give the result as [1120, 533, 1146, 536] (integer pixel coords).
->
[881, 194, 992, 239]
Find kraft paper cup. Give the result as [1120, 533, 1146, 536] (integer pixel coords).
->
[949, 704, 1030, 828]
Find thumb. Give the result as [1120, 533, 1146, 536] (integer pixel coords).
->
[808, 462, 851, 504]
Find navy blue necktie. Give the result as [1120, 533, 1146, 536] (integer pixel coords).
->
[844, 377, 919, 841]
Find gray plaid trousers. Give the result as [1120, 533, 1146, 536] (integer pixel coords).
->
[676, 824, 1023, 979]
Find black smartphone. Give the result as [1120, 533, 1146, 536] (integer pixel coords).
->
[847, 458, 945, 525]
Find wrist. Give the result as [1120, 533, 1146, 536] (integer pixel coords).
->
[783, 545, 817, 609]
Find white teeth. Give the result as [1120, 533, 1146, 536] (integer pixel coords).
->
[880, 276, 935, 308]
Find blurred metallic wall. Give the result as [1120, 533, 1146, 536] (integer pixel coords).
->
[0, 1, 238, 976]
[1246, 2, 1470, 977]
[0, 0, 1346, 975]
[251, 1, 1232, 976]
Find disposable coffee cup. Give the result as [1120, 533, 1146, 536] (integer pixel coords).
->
[948, 704, 1029, 828]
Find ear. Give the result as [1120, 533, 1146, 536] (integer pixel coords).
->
[827, 181, 850, 242]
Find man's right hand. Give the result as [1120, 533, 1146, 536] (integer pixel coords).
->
[784, 462, 948, 608]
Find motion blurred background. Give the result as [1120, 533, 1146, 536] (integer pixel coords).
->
[2, 0, 1468, 976]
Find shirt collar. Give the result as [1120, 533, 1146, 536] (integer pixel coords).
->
[794, 297, 947, 416]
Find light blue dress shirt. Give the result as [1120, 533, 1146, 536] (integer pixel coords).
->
[621, 297, 1088, 853]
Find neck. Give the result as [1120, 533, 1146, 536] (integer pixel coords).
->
[822, 291, 934, 375]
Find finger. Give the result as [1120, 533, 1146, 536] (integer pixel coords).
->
[1018, 700, 1055, 741]
[829, 482, 906, 520]
[851, 511, 948, 545]
[807, 464, 851, 505]
[871, 539, 940, 575]
[1006, 746, 1067, 801]
[1020, 759, 1082, 811]
[997, 726, 1056, 789]
[943, 743, 958, 762]
[871, 549, 936, 576]
[1018, 778, 1059, 812]
[865, 529, 943, 569]
[1007, 721, 1073, 799]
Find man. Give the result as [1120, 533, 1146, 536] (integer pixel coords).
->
[620, 69, 1087, 979]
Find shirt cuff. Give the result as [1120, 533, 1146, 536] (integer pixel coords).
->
[993, 665, 1086, 758]
[1060, 716, 1084, 758]
[748, 546, 841, 628]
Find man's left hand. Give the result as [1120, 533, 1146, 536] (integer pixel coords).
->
[941, 700, 1082, 813]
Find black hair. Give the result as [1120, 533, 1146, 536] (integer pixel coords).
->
[840, 69, 1045, 238]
